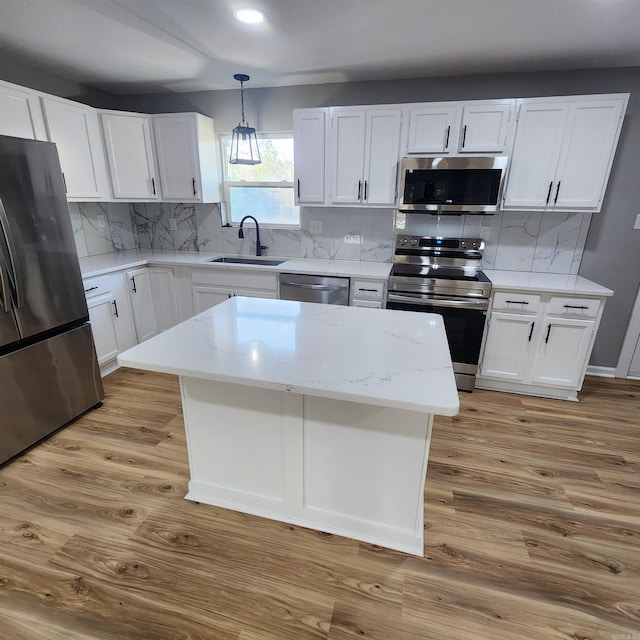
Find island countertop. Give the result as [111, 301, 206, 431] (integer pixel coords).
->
[118, 296, 459, 416]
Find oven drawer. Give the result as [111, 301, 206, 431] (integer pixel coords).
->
[547, 296, 601, 318]
[492, 292, 540, 312]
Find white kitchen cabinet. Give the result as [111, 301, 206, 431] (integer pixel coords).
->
[405, 100, 515, 155]
[405, 104, 458, 154]
[350, 278, 386, 308]
[502, 94, 628, 212]
[0, 80, 47, 140]
[41, 96, 110, 201]
[100, 111, 159, 200]
[329, 106, 402, 206]
[149, 266, 179, 331]
[126, 267, 158, 342]
[478, 290, 605, 400]
[84, 273, 137, 374]
[458, 101, 514, 153]
[152, 113, 221, 203]
[191, 268, 278, 313]
[293, 108, 328, 205]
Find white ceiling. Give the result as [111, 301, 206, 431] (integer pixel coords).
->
[1, 0, 640, 94]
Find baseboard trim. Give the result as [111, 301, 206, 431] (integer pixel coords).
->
[585, 365, 616, 378]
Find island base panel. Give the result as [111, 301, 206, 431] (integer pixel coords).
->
[180, 377, 433, 555]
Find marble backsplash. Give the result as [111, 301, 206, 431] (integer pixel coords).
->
[68, 202, 592, 275]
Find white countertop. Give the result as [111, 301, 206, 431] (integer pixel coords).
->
[118, 296, 459, 416]
[484, 270, 614, 297]
[79, 250, 392, 280]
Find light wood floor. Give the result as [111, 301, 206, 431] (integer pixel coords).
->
[1, 369, 639, 639]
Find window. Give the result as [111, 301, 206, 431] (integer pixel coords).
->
[222, 134, 299, 226]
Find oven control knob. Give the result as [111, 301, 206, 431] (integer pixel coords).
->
[400, 237, 408, 245]
[410, 238, 418, 246]
[460, 241, 467, 248]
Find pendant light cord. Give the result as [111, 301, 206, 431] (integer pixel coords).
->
[239, 79, 247, 126]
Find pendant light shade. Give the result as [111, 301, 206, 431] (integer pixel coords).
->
[229, 73, 261, 165]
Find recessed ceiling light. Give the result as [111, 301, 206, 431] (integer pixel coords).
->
[234, 8, 265, 24]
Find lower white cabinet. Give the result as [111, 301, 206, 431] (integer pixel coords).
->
[126, 267, 158, 342]
[350, 278, 386, 308]
[191, 268, 278, 313]
[149, 266, 180, 331]
[84, 273, 137, 372]
[478, 290, 605, 399]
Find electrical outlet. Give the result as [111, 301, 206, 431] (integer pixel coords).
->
[634, 214, 640, 230]
[97, 214, 106, 228]
[169, 218, 178, 231]
[310, 219, 322, 234]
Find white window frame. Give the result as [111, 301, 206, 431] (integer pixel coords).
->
[220, 131, 299, 228]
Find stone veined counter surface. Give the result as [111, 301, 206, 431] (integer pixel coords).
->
[119, 297, 459, 555]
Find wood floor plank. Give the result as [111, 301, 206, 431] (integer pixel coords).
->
[1, 369, 639, 639]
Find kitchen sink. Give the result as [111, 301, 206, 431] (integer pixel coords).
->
[207, 257, 285, 266]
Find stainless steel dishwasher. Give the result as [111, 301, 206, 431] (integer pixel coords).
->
[279, 273, 350, 305]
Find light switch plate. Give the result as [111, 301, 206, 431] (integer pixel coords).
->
[634, 214, 640, 230]
[97, 214, 106, 228]
[344, 234, 362, 244]
[169, 218, 178, 231]
[310, 219, 322, 234]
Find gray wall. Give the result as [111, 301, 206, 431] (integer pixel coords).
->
[2, 60, 639, 368]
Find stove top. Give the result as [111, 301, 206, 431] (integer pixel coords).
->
[388, 235, 492, 299]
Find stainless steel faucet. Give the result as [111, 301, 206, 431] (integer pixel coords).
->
[238, 215, 267, 256]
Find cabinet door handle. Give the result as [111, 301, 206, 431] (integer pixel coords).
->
[131, 276, 137, 293]
[563, 304, 589, 310]
[297, 178, 301, 198]
[151, 177, 156, 195]
[112, 299, 119, 318]
[444, 126, 451, 150]
[364, 180, 368, 201]
[358, 180, 362, 200]
[554, 181, 561, 204]
[358, 288, 378, 292]
[84, 286, 98, 293]
[528, 321, 535, 342]
[192, 178, 197, 196]
[545, 181, 553, 205]
[505, 300, 529, 305]
[461, 125, 467, 148]
[545, 323, 552, 344]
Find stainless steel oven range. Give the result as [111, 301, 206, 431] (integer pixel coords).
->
[386, 235, 491, 392]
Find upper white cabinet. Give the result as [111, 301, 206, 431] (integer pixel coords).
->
[41, 96, 110, 201]
[329, 106, 402, 207]
[405, 104, 458, 154]
[404, 100, 515, 155]
[100, 111, 159, 201]
[502, 95, 628, 212]
[293, 108, 328, 205]
[152, 113, 221, 203]
[0, 80, 47, 140]
[458, 101, 514, 153]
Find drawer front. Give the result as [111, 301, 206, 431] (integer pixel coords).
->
[492, 291, 540, 312]
[351, 279, 385, 300]
[547, 296, 601, 318]
[191, 268, 278, 291]
[82, 273, 120, 299]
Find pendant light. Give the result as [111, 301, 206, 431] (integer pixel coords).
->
[229, 73, 261, 165]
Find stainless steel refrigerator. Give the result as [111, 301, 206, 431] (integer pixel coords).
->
[0, 135, 104, 465]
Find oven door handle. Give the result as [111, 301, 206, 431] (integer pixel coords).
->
[387, 293, 488, 311]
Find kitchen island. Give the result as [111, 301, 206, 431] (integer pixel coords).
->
[118, 297, 459, 555]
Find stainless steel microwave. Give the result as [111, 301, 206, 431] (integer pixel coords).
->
[399, 156, 509, 214]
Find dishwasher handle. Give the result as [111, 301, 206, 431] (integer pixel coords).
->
[279, 280, 348, 292]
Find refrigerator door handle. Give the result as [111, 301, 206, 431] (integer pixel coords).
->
[0, 259, 9, 313]
[0, 195, 24, 308]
